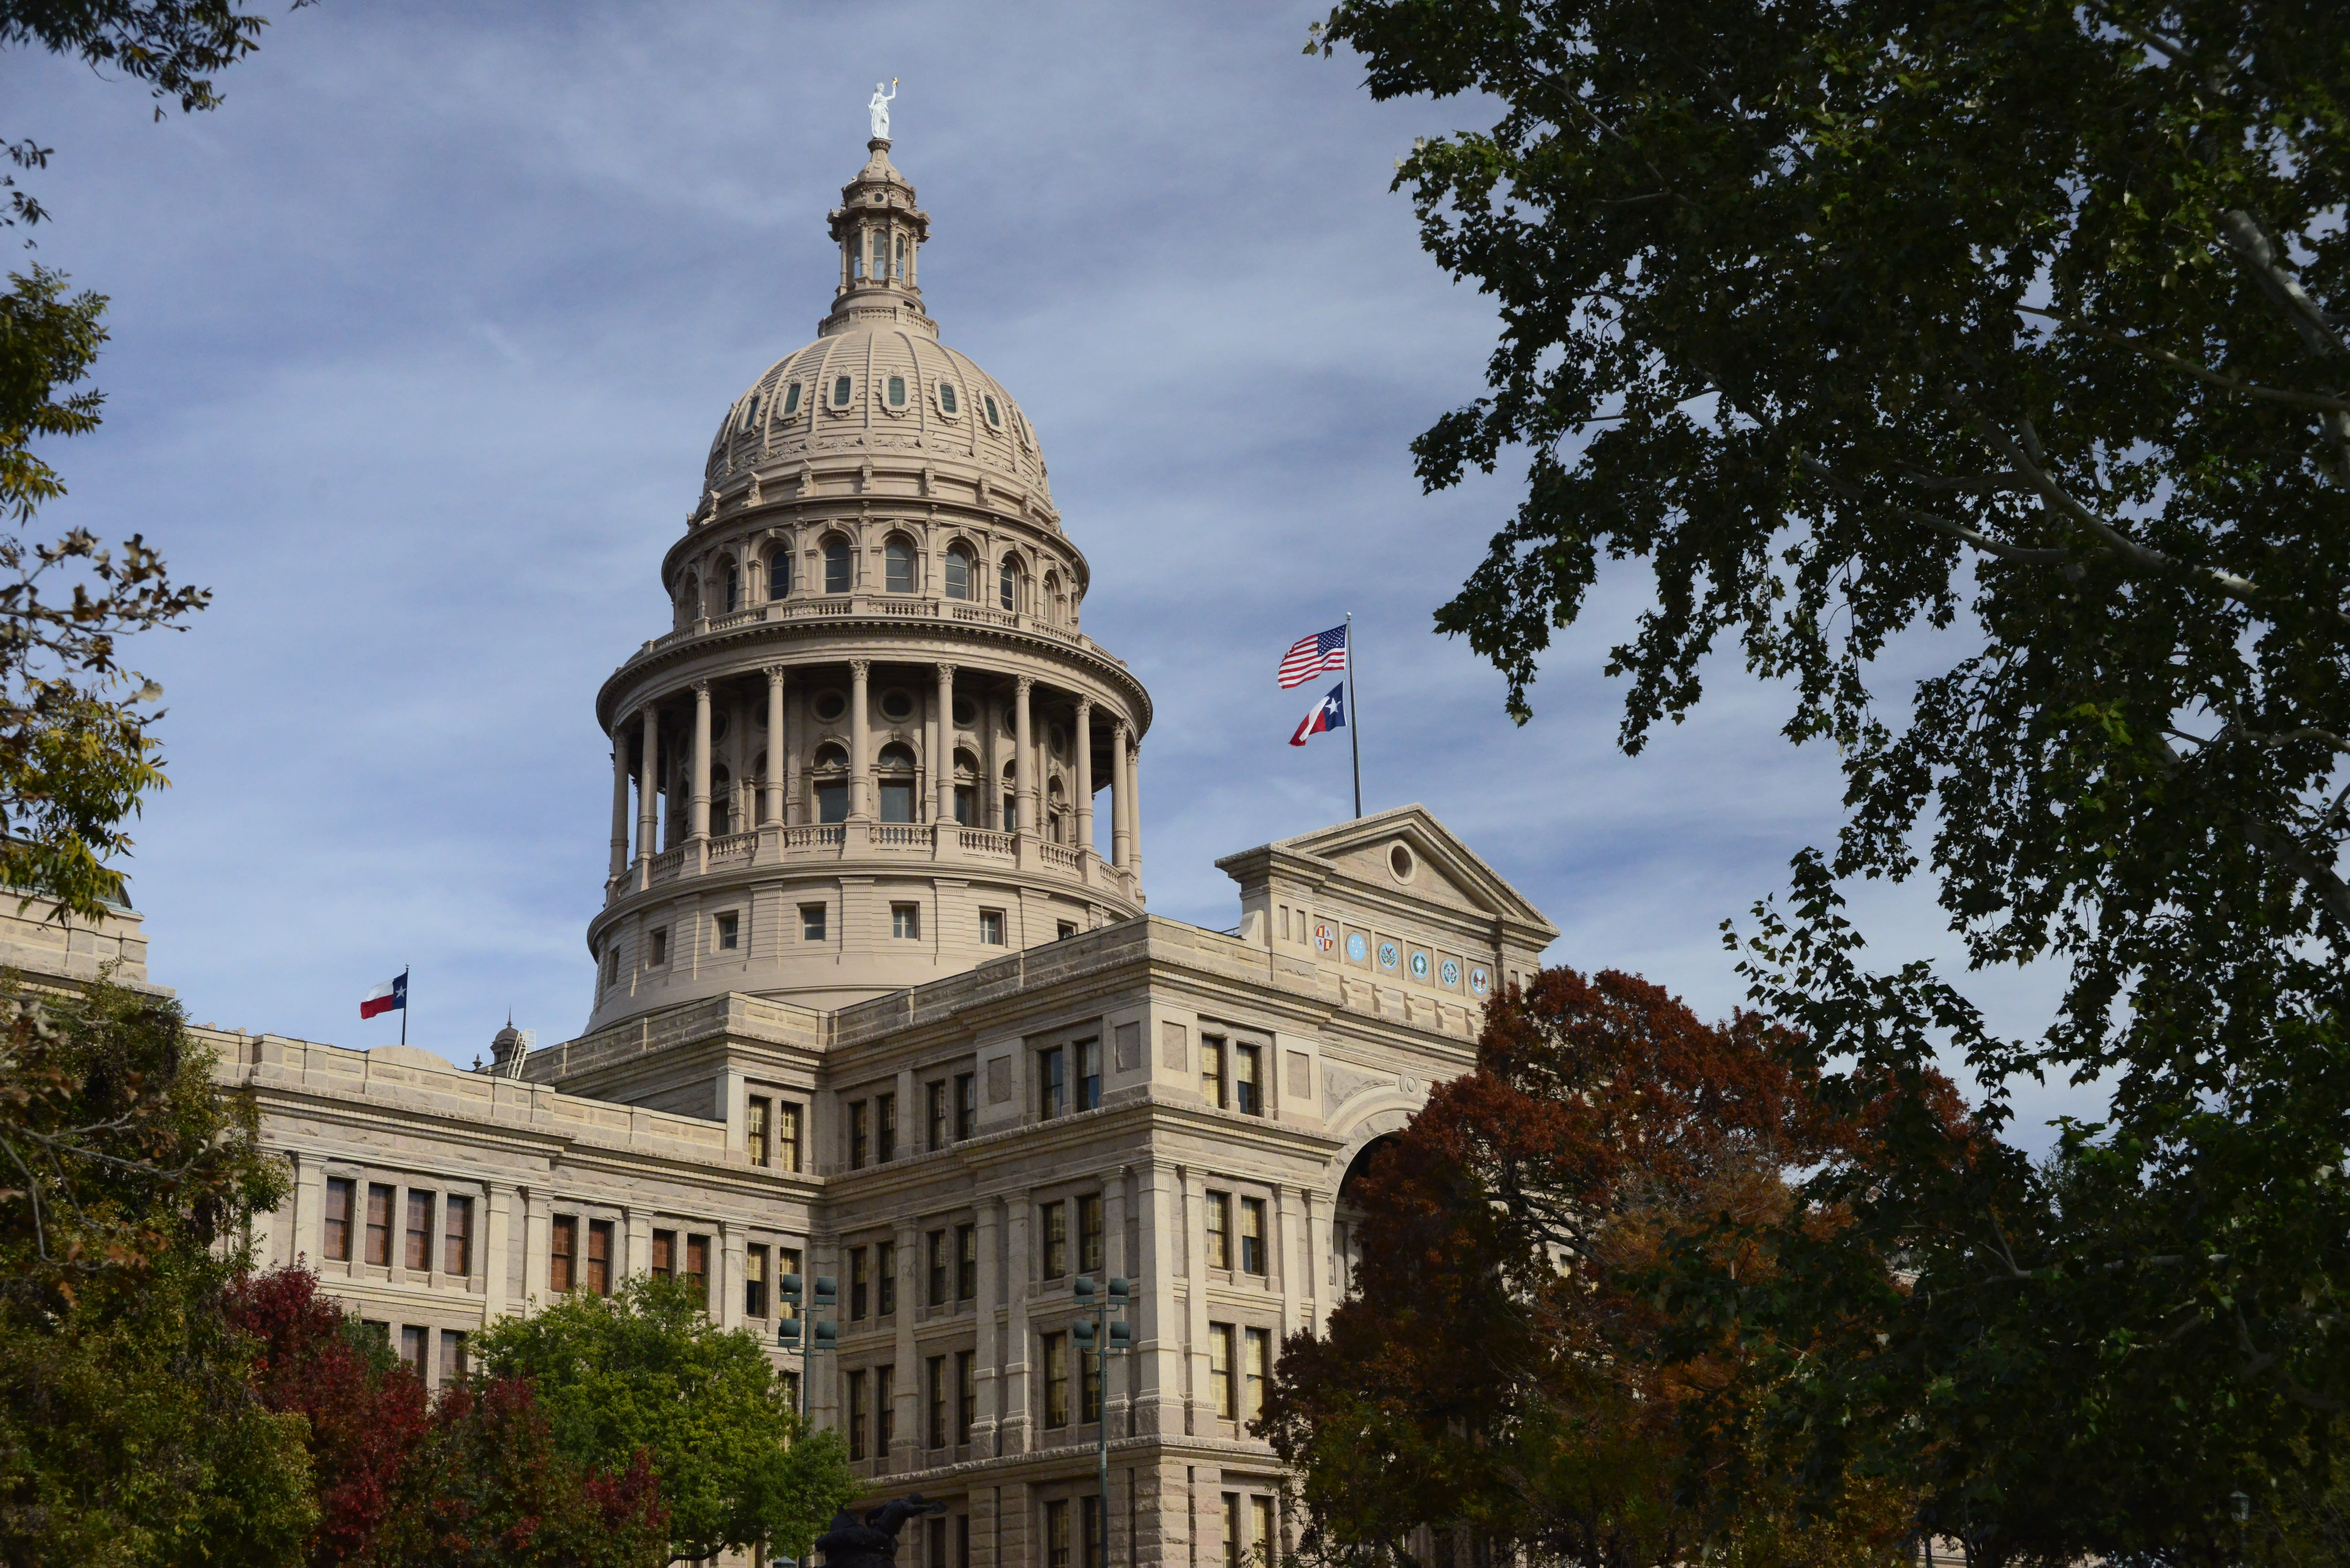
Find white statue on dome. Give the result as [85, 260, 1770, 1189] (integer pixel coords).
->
[869, 79, 897, 140]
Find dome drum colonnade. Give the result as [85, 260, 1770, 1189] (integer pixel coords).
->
[584, 137, 1150, 1020]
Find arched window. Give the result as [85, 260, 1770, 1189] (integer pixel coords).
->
[812, 742, 849, 825]
[768, 547, 791, 600]
[938, 381, 959, 416]
[1001, 759, 1019, 833]
[876, 742, 917, 824]
[952, 747, 979, 826]
[710, 764, 733, 837]
[823, 536, 853, 594]
[895, 235, 907, 275]
[678, 575, 700, 626]
[813, 742, 849, 769]
[871, 231, 886, 278]
[724, 561, 741, 613]
[999, 558, 1020, 614]
[751, 751, 769, 824]
[884, 537, 915, 594]
[1042, 571, 1060, 624]
[944, 546, 973, 601]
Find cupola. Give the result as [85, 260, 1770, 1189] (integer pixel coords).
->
[822, 138, 934, 339]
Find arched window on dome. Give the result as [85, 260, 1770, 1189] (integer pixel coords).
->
[999, 557, 1022, 614]
[952, 747, 979, 826]
[831, 376, 854, 410]
[677, 575, 701, 629]
[895, 234, 907, 277]
[884, 537, 916, 594]
[782, 381, 802, 417]
[723, 559, 741, 614]
[1001, 759, 1019, 836]
[886, 375, 906, 408]
[710, 764, 733, 837]
[937, 381, 959, 417]
[823, 536, 853, 595]
[768, 545, 792, 600]
[1042, 570, 1061, 626]
[876, 741, 917, 825]
[944, 545, 974, 601]
[812, 741, 850, 825]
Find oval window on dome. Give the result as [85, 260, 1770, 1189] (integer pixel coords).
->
[938, 382, 959, 416]
[887, 375, 906, 408]
[782, 382, 801, 417]
[831, 376, 853, 409]
[983, 394, 1002, 427]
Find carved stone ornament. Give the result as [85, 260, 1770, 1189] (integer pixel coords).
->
[746, 471, 764, 506]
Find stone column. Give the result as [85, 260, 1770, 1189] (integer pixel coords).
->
[690, 682, 713, 841]
[1133, 1164, 1178, 1436]
[1013, 677, 1035, 835]
[936, 663, 957, 824]
[1003, 1189, 1033, 1452]
[764, 666, 787, 828]
[893, 1219, 919, 1470]
[1127, 736, 1143, 880]
[1111, 719, 1133, 870]
[483, 1183, 515, 1321]
[850, 658, 872, 819]
[974, 1195, 1004, 1452]
[983, 688, 1002, 830]
[1073, 700, 1094, 859]
[608, 729, 631, 878]
[636, 706, 659, 861]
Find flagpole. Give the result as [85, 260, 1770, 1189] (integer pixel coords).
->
[400, 964, 410, 1047]
[1345, 612, 1361, 818]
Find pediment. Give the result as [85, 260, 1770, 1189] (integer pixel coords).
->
[1218, 804, 1556, 940]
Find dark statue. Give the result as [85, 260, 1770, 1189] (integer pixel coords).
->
[814, 1496, 945, 1568]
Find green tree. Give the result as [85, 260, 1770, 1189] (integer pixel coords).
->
[474, 1276, 853, 1565]
[0, 975, 313, 1566]
[1310, 1, 2350, 1559]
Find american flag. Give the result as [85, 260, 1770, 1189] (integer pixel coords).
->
[1277, 623, 1348, 689]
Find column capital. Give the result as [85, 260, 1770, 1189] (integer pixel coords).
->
[1015, 674, 1035, 696]
[692, 679, 711, 697]
[764, 663, 789, 683]
[1113, 717, 1130, 740]
[1073, 696, 1092, 717]
[850, 658, 871, 680]
[935, 660, 957, 680]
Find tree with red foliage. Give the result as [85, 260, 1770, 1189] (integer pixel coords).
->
[226, 1265, 667, 1568]
[1258, 967, 1915, 1568]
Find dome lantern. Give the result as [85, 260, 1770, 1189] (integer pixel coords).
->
[822, 138, 934, 340]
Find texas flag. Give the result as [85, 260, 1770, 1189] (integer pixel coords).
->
[360, 973, 407, 1020]
[1289, 680, 1346, 747]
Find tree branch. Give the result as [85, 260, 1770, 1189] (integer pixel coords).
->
[1800, 456, 2068, 564]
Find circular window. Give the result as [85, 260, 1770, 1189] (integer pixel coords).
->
[1049, 723, 1068, 758]
[1388, 843, 1416, 882]
[1469, 967, 1490, 995]
[812, 690, 847, 722]
[1441, 958, 1462, 988]
[952, 695, 977, 727]
[710, 712, 729, 743]
[1377, 941, 1399, 971]
[1345, 932, 1368, 965]
[880, 689, 915, 722]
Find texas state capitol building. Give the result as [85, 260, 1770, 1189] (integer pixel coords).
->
[193, 136, 1560, 1568]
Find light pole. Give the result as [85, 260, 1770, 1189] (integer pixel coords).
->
[1073, 1274, 1133, 1568]
[777, 1272, 839, 1428]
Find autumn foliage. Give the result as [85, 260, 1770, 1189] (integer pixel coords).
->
[225, 1265, 666, 1568]
[1259, 968, 1917, 1568]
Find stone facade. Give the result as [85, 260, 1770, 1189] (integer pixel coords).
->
[172, 136, 1562, 1568]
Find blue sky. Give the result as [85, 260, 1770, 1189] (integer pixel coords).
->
[3, 2, 2093, 1139]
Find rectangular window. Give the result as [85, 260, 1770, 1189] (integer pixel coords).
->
[1205, 1190, 1232, 1270]
[818, 782, 849, 824]
[688, 1234, 711, 1307]
[1042, 1331, 1070, 1428]
[892, 902, 921, 940]
[1201, 1037, 1227, 1109]
[1082, 1333, 1103, 1423]
[801, 903, 827, 941]
[847, 1368, 869, 1460]
[956, 1349, 976, 1444]
[777, 1247, 801, 1320]
[603, 946, 618, 988]
[1039, 1046, 1066, 1120]
[1084, 1499, 1103, 1568]
[648, 926, 669, 966]
[851, 1246, 870, 1320]
[876, 1363, 896, 1453]
[1209, 1323, 1236, 1420]
[1046, 1500, 1071, 1568]
[324, 1177, 354, 1261]
[850, 1100, 870, 1169]
[955, 784, 975, 825]
[1252, 1497, 1277, 1568]
[404, 1190, 432, 1272]
[443, 1194, 473, 1277]
[954, 1072, 976, 1141]
[877, 1093, 897, 1162]
[958, 1514, 971, 1568]
[930, 1518, 948, 1568]
[928, 1229, 949, 1307]
[777, 1102, 802, 1172]
[1041, 1200, 1068, 1279]
[366, 1183, 393, 1267]
[587, 1219, 614, 1295]
[1223, 1496, 1243, 1568]
[927, 1354, 947, 1449]
[715, 911, 739, 950]
[979, 908, 1004, 945]
[927, 1080, 948, 1151]
[748, 1096, 771, 1167]
[439, 1329, 467, 1387]
[400, 1325, 427, 1378]
[652, 1229, 674, 1278]
[1241, 1197, 1267, 1276]
[1078, 1194, 1103, 1278]
[956, 1223, 977, 1301]
[1245, 1327, 1271, 1421]
[881, 779, 916, 823]
[1236, 1045, 1262, 1116]
[1077, 1038, 1102, 1111]
[877, 1240, 897, 1316]
[746, 1243, 770, 1319]
[550, 1214, 577, 1293]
